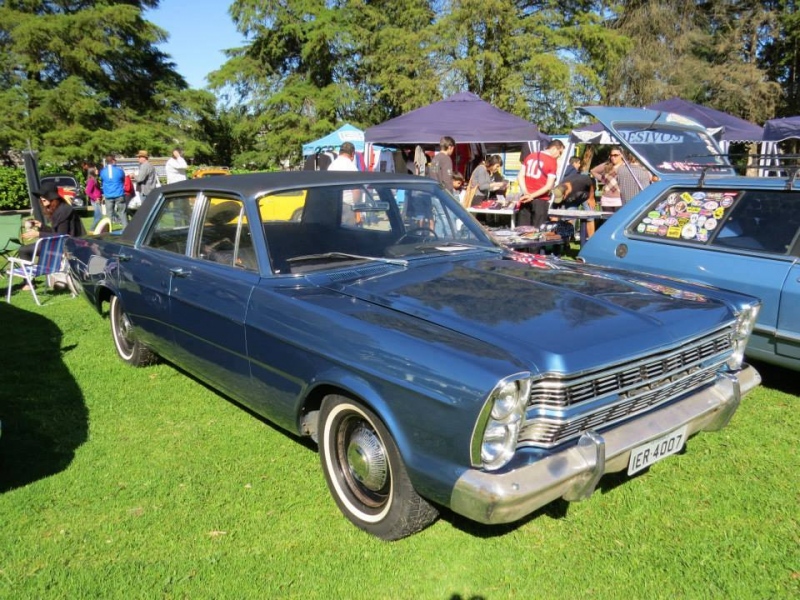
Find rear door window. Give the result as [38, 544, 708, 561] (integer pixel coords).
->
[195, 196, 257, 271]
[712, 192, 800, 255]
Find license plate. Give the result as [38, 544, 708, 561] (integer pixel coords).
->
[628, 425, 688, 475]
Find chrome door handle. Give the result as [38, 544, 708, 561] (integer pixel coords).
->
[169, 267, 189, 278]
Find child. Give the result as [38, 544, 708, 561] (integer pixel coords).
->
[452, 171, 466, 205]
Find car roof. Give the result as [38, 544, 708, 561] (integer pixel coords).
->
[121, 171, 438, 243]
[158, 171, 428, 197]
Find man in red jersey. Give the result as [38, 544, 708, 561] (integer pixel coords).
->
[517, 139, 565, 229]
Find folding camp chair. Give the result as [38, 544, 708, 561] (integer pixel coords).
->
[5, 234, 73, 306]
[0, 214, 22, 263]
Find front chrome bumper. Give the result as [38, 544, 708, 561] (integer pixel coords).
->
[450, 365, 760, 525]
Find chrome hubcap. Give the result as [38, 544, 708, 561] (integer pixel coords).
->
[346, 424, 387, 492]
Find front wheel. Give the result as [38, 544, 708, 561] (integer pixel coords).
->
[109, 295, 156, 366]
[318, 395, 438, 540]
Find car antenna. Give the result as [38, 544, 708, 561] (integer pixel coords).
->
[697, 166, 710, 188]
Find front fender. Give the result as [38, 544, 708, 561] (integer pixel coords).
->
[300, 364, 490, 507]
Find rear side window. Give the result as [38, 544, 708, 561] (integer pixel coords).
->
[630, 188, 800, 256]
[630, 189, 739, 245]
[195, 197, 257, 271]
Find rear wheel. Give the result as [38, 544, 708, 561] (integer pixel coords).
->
[318, 394, 438, 540]
[110, 295, 156, 366]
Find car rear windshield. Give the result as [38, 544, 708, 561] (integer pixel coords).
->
[614, 125, 733, 175]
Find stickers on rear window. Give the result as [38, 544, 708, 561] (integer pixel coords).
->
[633, 190, 740, 243]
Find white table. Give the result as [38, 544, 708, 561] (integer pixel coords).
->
[548, 208, 614, 246]
[467, 207, 516, 229]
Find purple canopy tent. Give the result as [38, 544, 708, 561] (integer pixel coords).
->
[762, 116, 800, 142]
[646, 97, 763, 143]
[364, 92, 548, 145]
[761, 116, 800, 177]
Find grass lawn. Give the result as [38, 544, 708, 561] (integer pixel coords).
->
[0, 277, 798, 599]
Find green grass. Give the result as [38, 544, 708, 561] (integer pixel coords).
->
[0, 280, 798, 599]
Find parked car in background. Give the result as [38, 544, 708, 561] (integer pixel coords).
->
[193, 166, 230, 178]
[578, 106, 800, 371]
[66, 171, 761, 540]
[39, 174, 86, 211]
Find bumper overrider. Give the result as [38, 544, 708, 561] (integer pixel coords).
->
[450, 365, 760, 524]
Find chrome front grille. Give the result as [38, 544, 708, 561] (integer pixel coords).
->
[519, 327, 733, 448]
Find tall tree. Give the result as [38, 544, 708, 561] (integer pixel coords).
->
[761, 0, 800, 116]
[0, 0, 222, 165]
[605, 0, 779, 123]
[210, 0, 350, 169]
[349, 0, 440, 124]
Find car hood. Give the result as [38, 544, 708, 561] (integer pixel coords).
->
[314, 256, 736, 375]
[579, 106, 735, 179]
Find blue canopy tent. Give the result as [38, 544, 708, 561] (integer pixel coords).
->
[302, 124, 365, 156]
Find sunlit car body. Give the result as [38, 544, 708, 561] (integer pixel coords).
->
[578, 107, 800, 371]
[66, 171, 760, 540]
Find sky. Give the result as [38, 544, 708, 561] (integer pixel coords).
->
[146, 0, 246, 89]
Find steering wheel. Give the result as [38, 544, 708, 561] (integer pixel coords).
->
[397, 227, 438, 244]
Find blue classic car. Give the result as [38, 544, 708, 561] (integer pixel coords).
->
[579, 107, 800, 371]
[66, 171, 761, 540]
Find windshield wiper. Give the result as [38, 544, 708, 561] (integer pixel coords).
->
[287, 252, 408, 267]
[413, 241, 503, 253]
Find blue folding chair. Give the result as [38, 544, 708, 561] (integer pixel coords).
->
[5, 234, 72, 306]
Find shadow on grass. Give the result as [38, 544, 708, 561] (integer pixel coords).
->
[748, 358, 800, 396]
[0, 302, 88, 493]
[440, 496, 572, 539]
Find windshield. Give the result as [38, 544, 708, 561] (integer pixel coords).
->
[259, 182, 498, 274]
[614, 124, 734, 175]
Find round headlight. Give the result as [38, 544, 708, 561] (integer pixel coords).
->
[481, 421, 514, 467]
[470, 373, 531, 471]
[491, 381, 520, 420]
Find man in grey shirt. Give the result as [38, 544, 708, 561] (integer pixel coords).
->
[617, 150, 653, 205]
[429, 136, 456, 193]
[135, 150, 159, 202]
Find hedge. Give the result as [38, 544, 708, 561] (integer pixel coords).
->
[0, 166, 87, 211]
[0, 167, 32, 211]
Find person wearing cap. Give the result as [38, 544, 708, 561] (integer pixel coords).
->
[99, 154, 126, 227]
[134, 150, 159, 210]
[17, 183, 86, 262]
